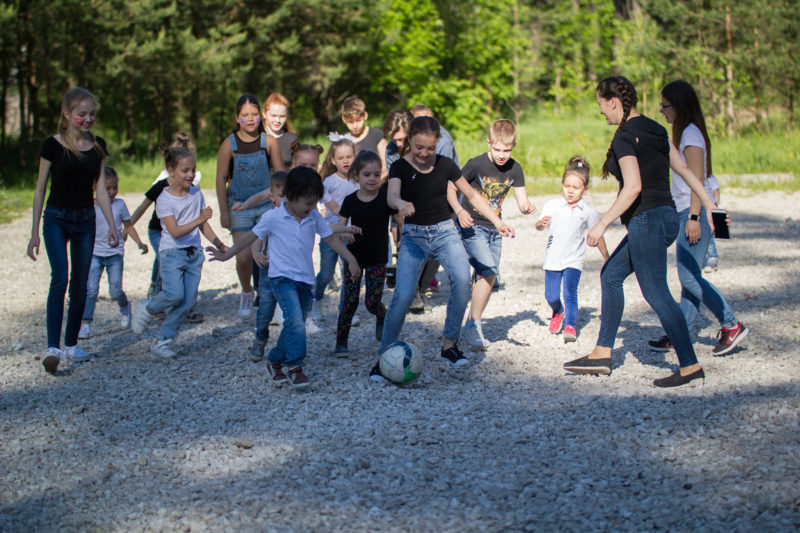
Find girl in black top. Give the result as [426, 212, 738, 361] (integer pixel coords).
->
[27, 87, 119, 373]
[563, 76, 717, 388]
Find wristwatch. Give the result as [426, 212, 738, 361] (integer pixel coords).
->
[689, 214, 700, 221]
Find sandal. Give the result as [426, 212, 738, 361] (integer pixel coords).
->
[186, 311, 205, 324]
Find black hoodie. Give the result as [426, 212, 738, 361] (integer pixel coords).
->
[606, 115, 675, 225]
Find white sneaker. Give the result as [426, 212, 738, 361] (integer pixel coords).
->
[463, 319, 490, 350]
[270, 305, 284, 326]
[78, 323, 91, 339]
[42, 347, 62, 373]
[310, 299, 322, 320]
[132, 300, 153, 334]
[239, 291, 254, 318]
[120, 302, 132, 328]
[305, 316, 321, 334]
[351, 315, 361, 327]
[151, 339, 177, 358]
[63, 345, 90, 362]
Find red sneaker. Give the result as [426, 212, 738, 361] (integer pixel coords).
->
[266, 363, 288, 387]
[712, 322, 750, 356]
[549, 311, 565, 333]
[563, 325, 577, 343]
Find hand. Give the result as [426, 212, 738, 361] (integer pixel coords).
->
[536, 216, 551, 231]
[108, 230, 119, 249]
[399, 201, 415, 218]
[685, 219, 701, 244]
[343, 232, 355, 244]
[587, 221, 608, 247]
[27, 235, 40, 261]
[347, 260, 362, 279]
[456, 209, 473, 228]
[201, 206, 213, 222]
[497, 222, 515, 238]
[205, 246, 230, 262]
[138, 243, 149, 254]
[521, 202, 537, 215]
[253, 251, 269, 267]
[220, 210, 231, 230]
[347, 225, 363, 235]
[231, 201, 244, 211]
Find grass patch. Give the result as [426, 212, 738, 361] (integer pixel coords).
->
[0, 188, 34, 225]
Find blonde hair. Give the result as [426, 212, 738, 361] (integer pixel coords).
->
[319, 139, 356, 180]
[263, 92, 293, 133]
[342, 96, 367, 121]
[58, 87, 105, 159]
[489, 119, 516, 145]
[563, 155, 591, 189]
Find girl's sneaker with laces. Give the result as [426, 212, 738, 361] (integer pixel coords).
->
[712, 321, 750, 356]
[563, 325, 577, 343]
[549, 311, 565, 333]
[78, 323, 91, 339]
[63, 345, 89, 362]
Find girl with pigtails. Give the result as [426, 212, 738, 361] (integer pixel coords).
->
[563, 76, 717, 388]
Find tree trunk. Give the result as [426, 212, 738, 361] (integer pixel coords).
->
[725, 4, 735, 137]
[16, 8, 28, 168]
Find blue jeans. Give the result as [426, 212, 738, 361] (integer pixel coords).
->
[42, 205, 96, 348]
[460, 224, 502, 278]
[268, 277, 313, 367]
[545, 268, 582, 328]
[598, 206, 698, 367]
[379, 220, 471, 353]
[676, 207, 735, 330]
[148, 229, 162, 288]
[314, 239, 342, 300]
[148, 247, 204, 340]
[255, 266, 278, 342]
[83, 254, 129, 322]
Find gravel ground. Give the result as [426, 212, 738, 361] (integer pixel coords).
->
[1, 189, 799, 532]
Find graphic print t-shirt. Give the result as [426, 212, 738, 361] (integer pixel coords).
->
[460, 153, 525, 228]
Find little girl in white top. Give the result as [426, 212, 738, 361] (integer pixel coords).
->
[536, 156, 608, 342]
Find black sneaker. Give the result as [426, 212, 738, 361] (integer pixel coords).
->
[648, 335, 674, 352]
[563, 354, 611, 375]
[369, 362, 386, 382]
[375, 317, 385, 341]
[441, 343, 469, 367]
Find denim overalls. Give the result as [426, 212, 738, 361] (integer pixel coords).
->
[228, 132, 271, 207]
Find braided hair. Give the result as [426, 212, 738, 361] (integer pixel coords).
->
[597, 76, 638, 180]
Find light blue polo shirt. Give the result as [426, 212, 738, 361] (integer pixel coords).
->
[251, 201, 333, 285]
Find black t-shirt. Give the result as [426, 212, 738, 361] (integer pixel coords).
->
[145, 179, 169, 231]
[274, 131, 298, 172]
[339, 188, 397, 267]
[607, 115, 675, 225]
[390, 155, 461, 226]
[354, 127, 383, 155]
[460, 153, 524, 228]
[40, 136, 107, 209]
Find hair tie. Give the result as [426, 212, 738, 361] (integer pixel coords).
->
[576, 161, 583, 168]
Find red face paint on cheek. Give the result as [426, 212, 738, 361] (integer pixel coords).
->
[73, 116, 84, 126]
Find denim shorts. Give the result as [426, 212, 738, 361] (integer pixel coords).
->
[229, 202, 270, 233]
[460, 224, 502, 278]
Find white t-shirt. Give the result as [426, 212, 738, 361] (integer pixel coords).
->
[252, 201, 334, 285]
[671, 123, 715, 212]
[156, 186, 206, 251]
[152, 168, 202, 187]
[319, 174, 359, 225]
[539, 197, 600, 271]
[93, 198, 130, 257]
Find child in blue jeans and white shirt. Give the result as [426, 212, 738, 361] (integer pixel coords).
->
[536, 156, 608, 342]
[209, 167, 361, 390]
[132, 147, 227, 357]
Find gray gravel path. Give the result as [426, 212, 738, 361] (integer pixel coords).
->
[1, 189, 798, 532]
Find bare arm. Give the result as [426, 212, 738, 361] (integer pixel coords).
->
[207, 230, 257, 262]
[682, 145, 707, 243]
[161, 206, 212, 239]
[233, 189, 270, 211]
[447, 181, 473, 228]
[387, 177, 414, 217]
[513, 186, 537, 214]
[668, 141, 716, 229]
[323, 233, 361, 278]
[586, 155, 642, 247]
[200, 221, 225, 250]
[266, 136, 285, 172]
[128, 197, 154, 226]
[216, 138, 233, 229]
[122, 220, 148, 253]
[597, 236, 609, 261]
[455, 177, 514, 237]
[27, 158, 52, 261]
[377, 138, 388, 179]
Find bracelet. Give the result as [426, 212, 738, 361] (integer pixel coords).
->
[689, 214, 700, 221]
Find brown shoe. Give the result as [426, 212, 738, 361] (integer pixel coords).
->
[266, 363, 288, 387]
[287, 366, 311, 390]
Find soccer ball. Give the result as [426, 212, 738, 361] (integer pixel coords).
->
[379, 342, 423, 384]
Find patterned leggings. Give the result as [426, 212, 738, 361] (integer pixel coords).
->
[336, 263, 387, 346]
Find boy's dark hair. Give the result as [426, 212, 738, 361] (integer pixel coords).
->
[269, 171, 288, 189]
[104, 166, 119, 181]
[284, 167, 324, 201]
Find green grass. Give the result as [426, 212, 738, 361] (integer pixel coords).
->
[0, 188, 34, 225]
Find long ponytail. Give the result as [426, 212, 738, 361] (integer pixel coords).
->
[597, 76, 637, 180]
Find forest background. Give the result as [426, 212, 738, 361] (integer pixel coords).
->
[1, 0, 798, 205]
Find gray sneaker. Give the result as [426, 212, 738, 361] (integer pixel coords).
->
[63, 345, 89, 362]
[132, 300, 154, 334]
[151, 339, 177, 358]
[250, 339, 267, 362]
[463, 319, 489, 350]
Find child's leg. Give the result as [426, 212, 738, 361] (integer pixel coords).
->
[461, 226, 502, 322]
[82, 255, 104, 323]
[158, 249, 203, 340]
[149, 249, 187, 316]
[313, 240, 339, 301]
[430, 222, 472, 345]
[363, 264, 387, 318]
[255, 266, 277, 342]
[148, 229, 162, 292]
[544, 270, 564, 315]
[562, 268, 582, 328]
[105, 255, 129, 312]
[269, 277, 312, 367]
[336, 267, 363, 347]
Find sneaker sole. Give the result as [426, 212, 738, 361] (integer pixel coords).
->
[289, 381, 311, 390]
[564, 364, 611, 375]
[442, 357, 470, 367]
[648, 345, 674, 353]
[42, 355, 59, 374]
[713, 326, 750, 356]
[563, 335, 577, 343]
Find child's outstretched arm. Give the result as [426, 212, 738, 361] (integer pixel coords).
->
[122, 219, 149, 254]
[207, 229, 257, 263]
[95, 165, 119, 249]
[232, 189, 270, 211]
[387, 177, 414, 217]
[128, 197, 154, 225]
[323, 234, 361, 279]
[251, 238, 268, 267]
[513, 186, 537, 214]
[200, 221, 226, 252]
[454, 177, 515, 238]
[161, 206, 213, 240]
[447, 181, 473, 228]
